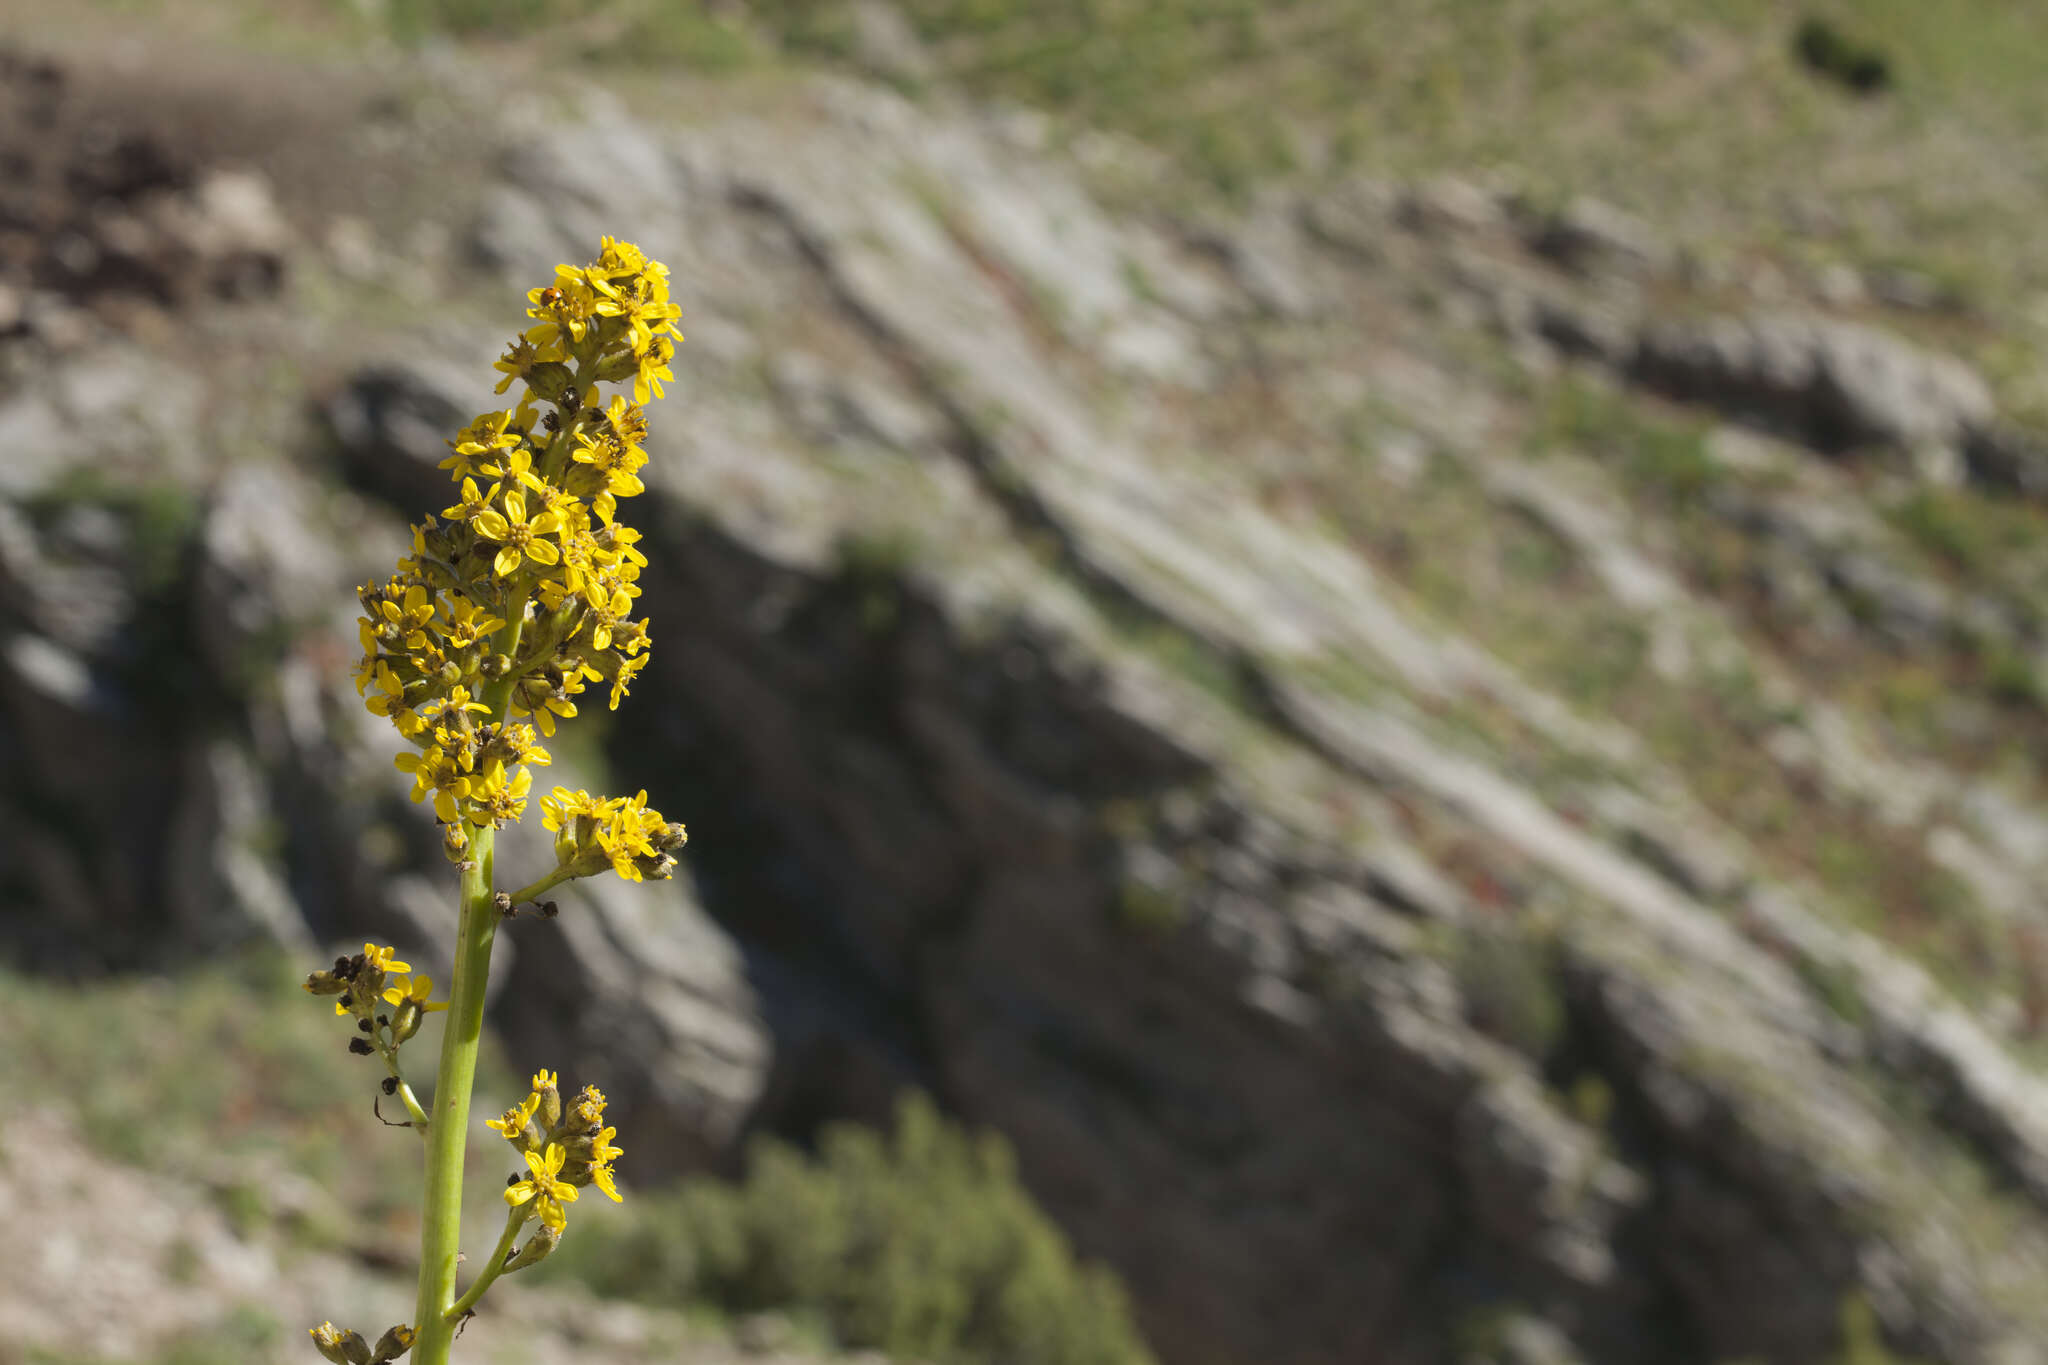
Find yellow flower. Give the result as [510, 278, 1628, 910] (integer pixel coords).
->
[600, 523, 649, 571]
[362, 660, 407, 712]
[480, 445, 549, 496]
[377, 583, 435, 640]
[472, 488, 564, 579]
[570, 429, 647, 501]
[541, 786, 601, 833]
[634, 336, 676, 405]
[363, 943, 411, 975]
[421, 686, 491, 729]
[515, 682, 578, 738]
[492, 335, 546, 394]
[582, 586, 633, 652]
[478, 721, 551, 774]
[394, 746, 472, 823]
[609, 652, 648, 710]
[439, 410, 525, 480]
[380, 973, 449, 1013]
[486, 1091, 541, 1145]
[436, 595, 505, 650]
[441, 477, 494, 528]
[525, 274, 599, 350]
[467, 763, 534, 827]
[588, 1126, 624, 1203]
[504, 1142, 579, 1231]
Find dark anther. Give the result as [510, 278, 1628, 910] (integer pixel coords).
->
[507, 1172, 522, 1186]
[358, 1018, 373, 1033]
[348, 1037, 376, 1055]
[382, 1076, 399, 1095]
[377, 1014, 391, 1027]
[540, 901, 559, 919]
[338, 992, 354, 1009]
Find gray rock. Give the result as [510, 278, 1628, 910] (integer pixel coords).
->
[1633, 311, 1996, 455]
[493, 872, 773, 1170]
[849, 1, 934, 83]
[1399, 176, 1506, 234]
[1528, 196, 1671, 278]
[1299, 177, 1398, 263]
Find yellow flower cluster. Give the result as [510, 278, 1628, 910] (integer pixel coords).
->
[352, 238, 684, 867]
[540, 786, 684, 883]
[487, 1068, 623, 1234]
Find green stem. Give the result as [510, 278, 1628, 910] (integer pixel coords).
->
[377, 1045, 432, 1131]
[445, 1206, 527, 1324]
[503, 867, 574, 909]
[408, 822, 499, 1365]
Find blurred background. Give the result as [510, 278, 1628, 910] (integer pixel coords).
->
[7, 2, 2048, 1363]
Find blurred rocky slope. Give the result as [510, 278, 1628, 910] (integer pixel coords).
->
[11, 11, 2048, 1365]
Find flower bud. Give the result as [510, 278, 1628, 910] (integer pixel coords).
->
[310, 1323, 350, 1365]
[567, 1084, 608, 1130]
[533, 1071, 562, 1131]
[391, 998, 422, 1044]
[303, 970, 348, 996]
[522, 361, 573, 402]
[633, 852, 677, 881]
[369, 1324, 416, 1363]
[502, 1221, 560, 1272]
[593, 348, 640, 386]
[309, 1323, 372, 1365]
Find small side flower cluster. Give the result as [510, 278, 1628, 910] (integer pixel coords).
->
[541, 786, 685, 884]
[486, 1069, 623, 1258]
[352, 236, 685, 872]
[310, 1322, 414, 1365]
[304, 944, 448, 1060]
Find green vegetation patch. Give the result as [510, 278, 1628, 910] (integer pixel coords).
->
[0, 951, 441, 1244]
[548, 1093, 1156, 1365]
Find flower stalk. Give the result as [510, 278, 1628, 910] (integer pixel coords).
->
[303, 238, 685, 1364]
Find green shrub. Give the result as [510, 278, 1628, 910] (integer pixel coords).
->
[552, 1093, 1156, 1365]
[1794, 18, 1893, 96]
